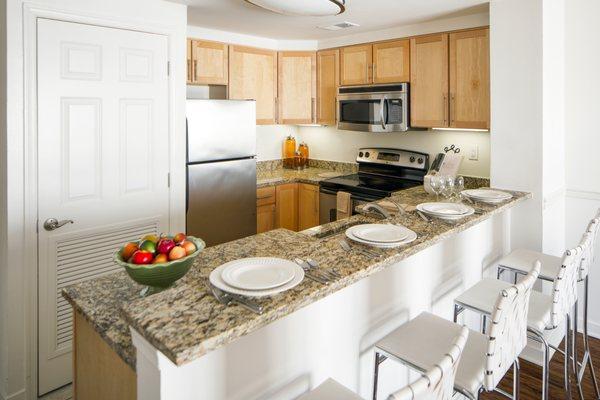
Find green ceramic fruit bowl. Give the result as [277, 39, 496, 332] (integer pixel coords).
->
[114, 236, 205, 296]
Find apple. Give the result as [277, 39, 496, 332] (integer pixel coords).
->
[157, 238, 176, 255]
[168, 246, 186, 261]
[153, 253, 168, 264]
[173, 232, 187, 244]
[130, 250, 153, 265]
[121, 242, 138, 260]
[142, 234, 159, 243]
[181, 240, 196, 255]
[139, 239, 157, 254]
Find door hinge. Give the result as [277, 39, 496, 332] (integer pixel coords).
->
[167, 61, 170, 77]
[167, 173, 171, 188]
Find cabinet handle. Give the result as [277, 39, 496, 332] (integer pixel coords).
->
[365, 63, 369, 82]
[193, 60, 197, 82]
[274, 97, 278, 124]
[334, 96, 338, 125]
[311, 98, 316, 123]
[372, 64, 376, 82]
[187, 59, 191, 82]
[443, 93, 448, 126]
[450, 93, 456, 125]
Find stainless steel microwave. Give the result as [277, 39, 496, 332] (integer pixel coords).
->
[337, 83, 409, 132]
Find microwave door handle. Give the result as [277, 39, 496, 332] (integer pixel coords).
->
[380, 96, 387, 130]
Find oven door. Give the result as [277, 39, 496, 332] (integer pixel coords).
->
[337, 92, 408, 133]
[319, 188, 379, 225]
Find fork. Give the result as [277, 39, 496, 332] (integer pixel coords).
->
[294, 258, 329, 284]
[339, 239, 381, 258]
[204, 280, 264, 314]
[306, 258, 340, 280]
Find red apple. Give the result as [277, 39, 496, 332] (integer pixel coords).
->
[173, 232, 187, 244]
[153, 254, 168, 264]
[130, 250, 153, 265]
[121, 242, 139, 260]
[156, 238, 176, 255]
[181, 240, 196, 255]
[168, 246, 186, 261]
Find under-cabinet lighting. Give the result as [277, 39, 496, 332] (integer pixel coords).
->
[431, 128, 489, 132]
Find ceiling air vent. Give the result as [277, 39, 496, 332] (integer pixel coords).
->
[318, 21, 359, 31]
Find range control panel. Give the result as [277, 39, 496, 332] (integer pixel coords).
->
[356, 148, 429, 170]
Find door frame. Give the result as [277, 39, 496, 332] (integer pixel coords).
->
[22, 3, 185, 397]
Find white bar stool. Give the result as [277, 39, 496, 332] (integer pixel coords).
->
[494, 209, 600, 398]
[299, 326, 468, 400]
[372, 263, 540, 400]
[454, 235, 591, 400]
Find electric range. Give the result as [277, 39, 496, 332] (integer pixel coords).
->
[319, 148, 429, 224]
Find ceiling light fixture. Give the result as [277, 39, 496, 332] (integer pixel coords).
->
[244, 0, 345, 17]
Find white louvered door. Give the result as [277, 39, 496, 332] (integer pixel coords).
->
[37, 19, 170, 395]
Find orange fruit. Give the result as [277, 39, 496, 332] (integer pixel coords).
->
[121, 242, 139, 260]
[153, 254, 168, 264]
[181, 240, 197, 255]
[168, 246, 186, 261]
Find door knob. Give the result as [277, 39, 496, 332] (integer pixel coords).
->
[43, 218, 74, 231]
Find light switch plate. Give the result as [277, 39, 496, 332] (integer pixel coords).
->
[469, 145, 479, 161]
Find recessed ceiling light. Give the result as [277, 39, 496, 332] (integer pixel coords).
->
[244, 0, 345, 17]
[318, 21, 359, 31]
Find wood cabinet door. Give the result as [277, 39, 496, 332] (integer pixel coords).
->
[298, 184, 319, 231]
[410, 34, 449, 128]
[275, 183, 298, 231]
[449, 28, 490, 129]
[229, 45, 278, 124]
[340, 44, 372, 86]
[190, 39, 228, 85]
[372, 39, 410, 84]
[316, 49, 339, 126]
[278, 51, 316, 124]
[187, 39, 193, 84]
[257, 204, 276, 233]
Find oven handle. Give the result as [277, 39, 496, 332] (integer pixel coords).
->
[380, 96, 387, 130]
[319, 187, 381, 203]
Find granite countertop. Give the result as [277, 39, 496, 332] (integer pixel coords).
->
[63, 169, 531, 371]
[256, 160, 357, 188]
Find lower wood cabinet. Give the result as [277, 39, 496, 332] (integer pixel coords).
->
[298, 183, 320, 231]
[275, 183, 299, 231]
[257, 183, 320, 234]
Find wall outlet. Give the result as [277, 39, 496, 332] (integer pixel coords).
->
[469, 145, 479, 161]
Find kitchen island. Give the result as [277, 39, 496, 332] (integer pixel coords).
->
[63, 168, 530, 400]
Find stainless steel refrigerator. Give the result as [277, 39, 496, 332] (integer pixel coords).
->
[186, 99, 257, 246]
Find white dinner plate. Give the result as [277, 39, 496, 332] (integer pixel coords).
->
[345, 226, 418, 248]
[350, 224, 409, 243]
[462, 189, 513, 203]
[416, 203, 475, 220]
[210, 260, 304, 298]
[221, 257, 296, 290]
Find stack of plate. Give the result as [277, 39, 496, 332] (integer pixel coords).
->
[345, 224, 417, 248]
[461, 189, 513, 204]
[416, 202, 475, 221]
[209, 257, 304, 297]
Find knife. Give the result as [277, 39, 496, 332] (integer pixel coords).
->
[294, 258, 329, 284]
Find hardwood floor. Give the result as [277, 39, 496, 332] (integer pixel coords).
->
[482, 333, 600, 399]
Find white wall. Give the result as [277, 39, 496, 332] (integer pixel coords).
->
[256, 125, 299, 161]
[1, 1, 187, 399]
[565, 0, 600, 337]
[298, 126, 491, 177]
[0, 2, 8, 399]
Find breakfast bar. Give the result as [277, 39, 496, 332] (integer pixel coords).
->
[63, 177, 530, 400]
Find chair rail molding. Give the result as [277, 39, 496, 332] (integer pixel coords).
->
[566, 189, 600, 202]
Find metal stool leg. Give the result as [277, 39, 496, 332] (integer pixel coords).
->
[529, 328, 550, 400]
[372, 351, 381, 400]
[514, 358, 521, 400]
[566, 314, 574, 400]
[583, 276, 600, 399]
[572, 308, 585, 400]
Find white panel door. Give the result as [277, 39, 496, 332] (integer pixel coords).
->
[37, 18, 170, 395]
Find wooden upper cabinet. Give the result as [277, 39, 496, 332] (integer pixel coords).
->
[410, 34, 449, 128]
[186, 39, 193, 84]
[372, 39, 410, 84]
[190, 39, 228, 85]
[228, 45, 278, 125]
[316, 49, 339, 126]
[278, 51, 316, 124]
[340, 44, 372, 86]
[449, 28, 490, 129]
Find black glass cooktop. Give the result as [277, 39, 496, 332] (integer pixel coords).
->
[320, 173, 421, 199]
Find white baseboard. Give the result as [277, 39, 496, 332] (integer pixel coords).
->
[578, 317, 600, 339]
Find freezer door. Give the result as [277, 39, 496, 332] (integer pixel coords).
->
[187, 158, 257, 246]
[186, 99, 256, 163]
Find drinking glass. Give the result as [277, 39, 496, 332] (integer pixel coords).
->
[455, 176, 465, 202]
[442, 176, 455, 201]
[429, 175, 444, 201]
